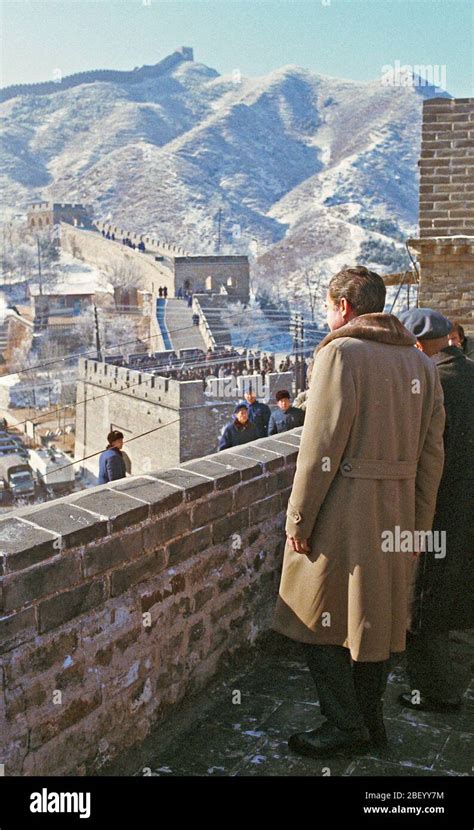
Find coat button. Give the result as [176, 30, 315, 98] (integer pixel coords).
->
[342, 462, 352, 473]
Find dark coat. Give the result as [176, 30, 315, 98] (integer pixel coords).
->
[410, 346, 474, 633]
[267, 405, 305, 435]
[462, 335, 474, 360]
[244, 400, 271, 438]
[218, 420, 259, 451]
[98, 447, 127, 484]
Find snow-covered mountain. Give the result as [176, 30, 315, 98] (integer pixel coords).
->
[0, 50, 450, 295]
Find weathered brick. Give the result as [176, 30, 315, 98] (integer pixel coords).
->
[2, 553, 82, 613]
[167, 526, 212, 565]
[0, 518, 58, 572]
[83, 527, 145, 576]
[211, 451, 263, 480]
[38, 579, 108, 633]
[234, 477, 266, 510]
[181, 458, 240, 490]
[193, 586, 214, 612]
[18, 503, 108, 549]
[29, 689, 102, 750]
[4, 630, 78, 681]
[151, 469, 214, 501]
[249, 494, 282, 524]
[142, 510, 191, 550]
[70, 489, 149, 532]
[210, 595, 243, 624]
[231, 443, 285, 472]
[212, 509, 249, 544]
[191, 491, 233, 526]
[167, 595, 192, 625]
[0, 606, 36, 653]
[54, 660, 86, 689]
[107, 476, 183, 515]
[189, 620, 206, 644]
[110, 549, 167, 597]
[141, 572, 186, 612]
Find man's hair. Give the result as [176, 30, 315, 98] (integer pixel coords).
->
[451, 321, 465, 342]
[107, 430, 124, 444]
[328, 266, 386, 315]
[275, 389, 291, 401]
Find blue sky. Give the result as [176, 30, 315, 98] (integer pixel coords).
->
[1, 0, 473, 96]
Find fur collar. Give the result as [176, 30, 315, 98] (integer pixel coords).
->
[316, 313, 417, 352]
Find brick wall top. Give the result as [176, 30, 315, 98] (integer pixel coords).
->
[0, 428, 302, 632]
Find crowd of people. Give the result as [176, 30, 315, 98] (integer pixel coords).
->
[101, 229, 146, 252]
[145, 346, 279, 383]
[217, 388, 305, 450]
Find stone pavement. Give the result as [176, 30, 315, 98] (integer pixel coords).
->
[106, 630, 473, 777]
[164, 298, 207, 352]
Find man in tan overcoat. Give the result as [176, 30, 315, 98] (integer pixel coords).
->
[271, 266, 445, 758]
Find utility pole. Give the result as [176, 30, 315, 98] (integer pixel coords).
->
[94, 305, 103, 362]
[36, 237, 43, 296]
[216, 208, 222, 253]
[290, 313, 305, 393]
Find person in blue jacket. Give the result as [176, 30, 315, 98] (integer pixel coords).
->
[218, 403, 259, 451]
[239, 389, 271, 438]
[98, 430, 127, 484]
[268, 389, 305, 435]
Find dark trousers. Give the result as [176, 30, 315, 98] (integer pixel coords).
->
[302, 643, 391, 733]
[406, 629, 456, 700]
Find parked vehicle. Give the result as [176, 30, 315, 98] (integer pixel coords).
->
[28, 446, 75, 492]
[0, 454, 35, 499]
[0, 443, 29, 459]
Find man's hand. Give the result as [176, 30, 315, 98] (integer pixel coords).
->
[287, 536, 310, 554]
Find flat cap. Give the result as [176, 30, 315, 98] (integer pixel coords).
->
[233, 402, 248, 415]
[398, 308, 452, 341]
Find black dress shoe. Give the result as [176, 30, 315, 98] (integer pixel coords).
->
[363, 709, 388, 748]
[398, 692, 462, 713]
[288, 721, 371, 759]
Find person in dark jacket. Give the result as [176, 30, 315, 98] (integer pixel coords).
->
[98, 430, 127, 484]
[240, 389, 271, 438]
[448, 320, 474, 360]
[218, 403, 259, 451]
[267, 389, 305, 435]
[398, 308, 474, 712]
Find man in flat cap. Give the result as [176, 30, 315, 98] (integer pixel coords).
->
[218, 403, 259, 451]
[272, 267, 445, 757]
[398, 308, 474, 712]
[267, 390, 305, 435]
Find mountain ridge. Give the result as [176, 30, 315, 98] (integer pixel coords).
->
[0, 50, 451, 300]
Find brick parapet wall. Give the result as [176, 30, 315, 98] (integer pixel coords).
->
[0, 430, 302, 775]
[410, 236, 474, 333]
[419, 98, 474, 238]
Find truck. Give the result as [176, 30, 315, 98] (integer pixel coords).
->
[28, 446, 75, 493]
[0, 454, 35, 500]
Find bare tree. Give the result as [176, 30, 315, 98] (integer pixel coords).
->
[107, 261, 144, 309]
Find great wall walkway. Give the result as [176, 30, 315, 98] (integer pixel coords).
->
[106, 630, 474, 778]
[162, 299, 207, 353]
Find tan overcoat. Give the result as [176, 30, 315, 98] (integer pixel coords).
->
[271, 313, 445, 661]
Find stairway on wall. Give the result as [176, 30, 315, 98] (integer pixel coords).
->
[159, 299, 207, 353]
